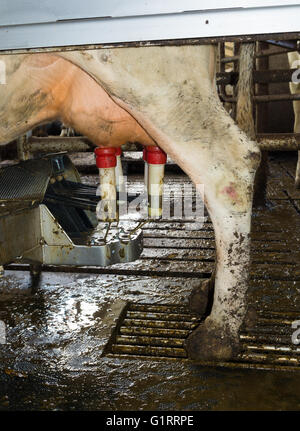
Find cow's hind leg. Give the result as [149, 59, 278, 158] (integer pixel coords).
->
[174, 128, 259, 360]
[185, 204, 254, 360]
[180, 132, 260, 360]
[175, 133, 258, 360]
[179, 110, 260, 361]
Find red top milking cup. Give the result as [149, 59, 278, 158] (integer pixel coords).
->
[146, 146, 167, 165]
[94, 147, 117, 168]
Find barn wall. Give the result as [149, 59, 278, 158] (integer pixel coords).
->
[267, 47, 294, 133]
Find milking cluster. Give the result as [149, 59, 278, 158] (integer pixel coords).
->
[94, 145, 167, 222]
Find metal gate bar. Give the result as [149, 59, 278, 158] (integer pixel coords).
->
[0, 1, 300, 53]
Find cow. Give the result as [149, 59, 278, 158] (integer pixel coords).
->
[288, 51, 300, 189]
[0, 45, 261, 361]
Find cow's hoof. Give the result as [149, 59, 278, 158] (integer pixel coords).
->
[188, 277, 214, 317]
[184, 319, 240, 361]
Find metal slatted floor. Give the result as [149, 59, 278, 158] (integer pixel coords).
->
[5, 153, 300, 370]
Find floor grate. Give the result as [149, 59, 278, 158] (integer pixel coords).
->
[105, 303, 300, 371]
[105, 302, 201, 359]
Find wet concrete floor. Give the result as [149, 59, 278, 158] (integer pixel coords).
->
[0, 153, 300, 411]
